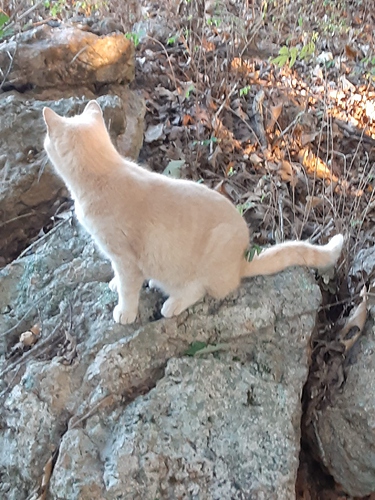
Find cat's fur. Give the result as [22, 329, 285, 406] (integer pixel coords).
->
[43, 101, 344, 325]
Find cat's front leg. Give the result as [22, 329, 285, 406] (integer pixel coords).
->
[111, 262, 143, 325]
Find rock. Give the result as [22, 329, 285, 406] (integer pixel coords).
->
[0, 90, 144, 266]
[0, 25, 134, 92]
[305, 247, 375, 497]
[0, 217, 321, 499]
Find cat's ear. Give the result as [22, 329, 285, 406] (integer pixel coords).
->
[83, 100, 103, 117]
[43, 107, 62, 132]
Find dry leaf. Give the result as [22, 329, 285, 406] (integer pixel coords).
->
[20, 331, 38, 347]
[277, 160, 298, 186]
[338, 286, 368, 351]
[266, 103, 283, 132]
[144, 123, 164, 143]
[19, 323, 41, 347]
[345, 44, 359, 60]
[249, 153, 263, 166]
[182, 114, 193, 126]
[30, 323, 41, 335]
[306, 195, 324, 210]
[301, 132, 318, 147]
[163, 159, 185, 178]
[298, 148, 338, 182]
[36, 455, 54, 500]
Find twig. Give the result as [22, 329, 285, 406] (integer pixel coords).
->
[252, 89, 267, 148]
[1, 302, 41, 338]
[278, 196, 285, 241]
[0, 325, 62, 379]
[2, 0, 26, 28]
[0, 210, 35, 228]
[0, 365, 21, 400]
[18, 217, 72, 260]
[146, 36, 178, 94]
[309, 219, 335, 243]
[70, 46, 88, 64]
[226, 105, 263, 148]
[213, 83, 238, 123]
[0, 276, 73, 339]
[68, 394, 118, 429]
[16, 0, 44, 22]
[194, 342, 231, 356]
[271, 111, 304, 148]
[0, 45, 17, 91]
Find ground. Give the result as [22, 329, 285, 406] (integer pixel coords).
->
[0, 0, 375, 498]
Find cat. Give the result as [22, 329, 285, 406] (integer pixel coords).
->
[43, 100, 344, 325]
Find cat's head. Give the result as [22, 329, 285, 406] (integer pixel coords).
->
[43, 100, 107, 172]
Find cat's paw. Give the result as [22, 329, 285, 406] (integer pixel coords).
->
[113, 304, 138, 325]
[161, 298, 185, 318]
[109, 277, 118, 292]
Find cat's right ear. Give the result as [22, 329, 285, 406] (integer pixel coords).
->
[83, 100, 103, 116]
[43, 107, 62, 132]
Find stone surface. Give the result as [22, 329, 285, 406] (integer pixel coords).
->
[0, 218, 322, 499]
[0, 89, 144, 265]
[306, 247, 375, 497]
[0, 25, 134, 92]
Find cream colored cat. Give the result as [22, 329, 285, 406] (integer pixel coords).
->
[43, 101, 344, 325]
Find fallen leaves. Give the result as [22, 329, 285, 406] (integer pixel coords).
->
[298, 148, 338, 182]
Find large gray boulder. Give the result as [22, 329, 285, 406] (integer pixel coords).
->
[305, 246, 375, 497]
[0, 218, 322, 499]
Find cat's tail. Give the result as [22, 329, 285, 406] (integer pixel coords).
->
[241, 234, 344, 278]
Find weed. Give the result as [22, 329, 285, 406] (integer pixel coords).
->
[125, 31, 140, 48]
[244, 245, 263, 262]
[0, 11, 11, 39]
[239, 85, 251, 97]
[185, 341, 207, 356]
[272, 39, 316, 68]
[44, 0, 66, 18]
[236, 201, 254, 217]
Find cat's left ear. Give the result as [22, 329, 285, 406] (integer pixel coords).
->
[43, 107, 63, 133]
[83, 100, 103, 117]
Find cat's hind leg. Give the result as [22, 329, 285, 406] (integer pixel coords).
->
[109, 277, 118, 292]
[161, 282, 205, 318]
[148, 279, 164, 291]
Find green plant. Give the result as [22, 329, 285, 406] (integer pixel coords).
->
[236, 201, 254, 216]
[206, 17, 221, 27]
[192, 137, 219, 147]
[185, 341, 207, 356]
[184, 83, 195, 98]
[125, 32, 140, 47]
[271, 39, 316, 68]
[0, 11, 11, 39]
[244, 244, 262, 262]
[44, 0, 66, 18]
[167, 34, 179, 45]
[239, 85, 251, 97]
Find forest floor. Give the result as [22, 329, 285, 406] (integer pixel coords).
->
[1, 0, 375, 498]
